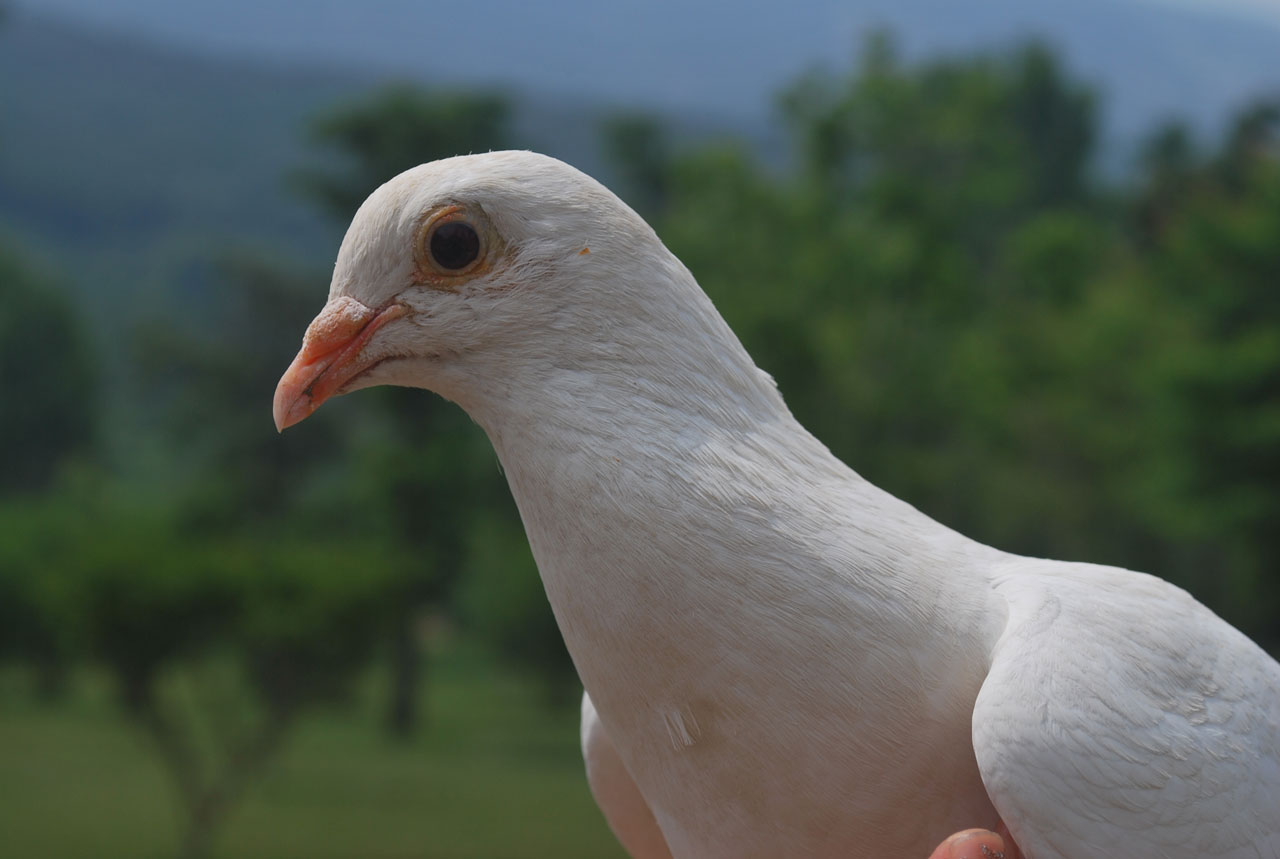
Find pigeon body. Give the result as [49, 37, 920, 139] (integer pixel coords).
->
[274, 151, 1280, 858]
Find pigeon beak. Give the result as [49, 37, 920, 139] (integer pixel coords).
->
[273, 296, 409, 431]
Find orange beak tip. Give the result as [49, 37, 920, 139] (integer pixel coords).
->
[272, 388, 310, 433]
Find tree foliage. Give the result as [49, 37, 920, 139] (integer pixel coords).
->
[0, 487, 403, 859]
[0, 245, 96, 494]
[1126, 105, 1280, 641]
[296, 85, 511, 221]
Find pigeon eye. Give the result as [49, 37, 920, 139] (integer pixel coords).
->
[429, 220, 481, 271]
[414, 205, 499, 285]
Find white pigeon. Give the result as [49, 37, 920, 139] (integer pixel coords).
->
[273, 151, 1280, 859]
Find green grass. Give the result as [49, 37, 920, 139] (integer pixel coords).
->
[0, 652, 626, 859]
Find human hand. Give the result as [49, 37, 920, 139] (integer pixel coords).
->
[928, 823, 1023, 859]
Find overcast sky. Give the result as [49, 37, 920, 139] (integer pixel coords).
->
[1162, 0, 1280, 24]
[22, 0, 1280, 41]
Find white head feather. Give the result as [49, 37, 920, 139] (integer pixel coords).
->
[327, 150, 784, 430]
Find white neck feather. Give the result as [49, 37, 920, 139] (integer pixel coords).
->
[435, 244, 1004, 781]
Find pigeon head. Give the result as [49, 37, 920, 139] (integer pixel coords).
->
[273, 150, 685, 430]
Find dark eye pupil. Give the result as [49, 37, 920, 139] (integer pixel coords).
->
[430, 221, 480, 270]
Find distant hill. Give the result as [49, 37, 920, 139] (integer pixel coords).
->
[0, 11, 770, 339]
[0, 13, 353, 330]
[21, 0, 1280, 137]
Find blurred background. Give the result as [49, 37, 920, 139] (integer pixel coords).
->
[2, 0, 1278, 856]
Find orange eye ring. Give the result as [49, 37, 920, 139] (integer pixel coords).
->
[413, 204, 497, 283]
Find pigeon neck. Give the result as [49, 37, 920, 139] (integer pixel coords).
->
[477, 368, 1000, 771]
[471, 338, 998, 628]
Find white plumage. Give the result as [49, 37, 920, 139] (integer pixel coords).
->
[274, 151, 1280, 858]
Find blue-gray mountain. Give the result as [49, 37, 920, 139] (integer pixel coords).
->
[18, 0, 1280, 135]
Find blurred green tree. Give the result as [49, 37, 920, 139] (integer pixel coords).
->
[1127, 100, 1280, 648]
[133, 254, 342, 524]
[1133, 120, 1199, 246]
[0, 491, 402, 859]
[600, 112, 672, 218]
[455, 510, 578, 707]
[0, 245, 97, 495]
[295, 85, 511, 221]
